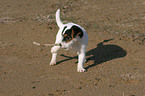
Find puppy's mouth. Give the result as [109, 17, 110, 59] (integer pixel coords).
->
[63, 47, 68, 50]
[55, 43, 68, 50]
[61, 45, 68, 50]
[60, 42, 70, 50]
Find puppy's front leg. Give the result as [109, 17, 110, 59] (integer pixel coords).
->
[77, 52, 86, 72]
[50, 46, 60, 65]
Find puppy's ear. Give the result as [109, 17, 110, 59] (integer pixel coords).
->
[71, 25, 83, 38]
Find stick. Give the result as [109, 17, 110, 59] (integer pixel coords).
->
[33, 41, 61, 47]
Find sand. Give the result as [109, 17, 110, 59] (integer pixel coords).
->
[0, 0, 145, 96]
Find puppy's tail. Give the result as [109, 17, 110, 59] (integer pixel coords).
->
[56, 9, 64, 28]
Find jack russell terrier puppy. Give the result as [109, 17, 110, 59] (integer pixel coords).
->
[50, 9, 88, 72]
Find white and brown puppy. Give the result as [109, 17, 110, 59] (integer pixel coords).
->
[50, 9, 88, 72]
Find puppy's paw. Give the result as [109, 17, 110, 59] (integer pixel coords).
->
[50, 61, 56, 66]
[77, 67, 86, 72]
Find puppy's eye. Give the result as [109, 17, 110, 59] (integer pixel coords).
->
[63, 35, 71, 42]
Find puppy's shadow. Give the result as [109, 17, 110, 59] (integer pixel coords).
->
[57, 39, 127, 70]
[85, 39, 127, 69]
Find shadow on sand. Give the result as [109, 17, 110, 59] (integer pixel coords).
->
[57, 39, 127, 70]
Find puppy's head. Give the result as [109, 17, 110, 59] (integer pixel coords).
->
[62, 25, 83, 43]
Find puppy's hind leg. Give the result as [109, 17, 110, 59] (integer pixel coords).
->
[50, 46, 60, 65]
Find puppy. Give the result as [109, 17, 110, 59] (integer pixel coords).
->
[50, 9, 88, 72]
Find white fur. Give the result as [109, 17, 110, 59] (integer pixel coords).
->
[50, 9, 88, 72]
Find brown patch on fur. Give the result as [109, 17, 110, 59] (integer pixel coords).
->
[71, 26, 83, 38]
[64, 34, 68, 37]
[62, 26, 84, 43]
[71, 29, 75, 39]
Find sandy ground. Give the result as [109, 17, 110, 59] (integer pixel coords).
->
[0, 0, 145, 96]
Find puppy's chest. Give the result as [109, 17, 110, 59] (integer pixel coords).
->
[70, 41, 81, 51]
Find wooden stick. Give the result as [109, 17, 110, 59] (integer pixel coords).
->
[33, 41, 61, 47]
